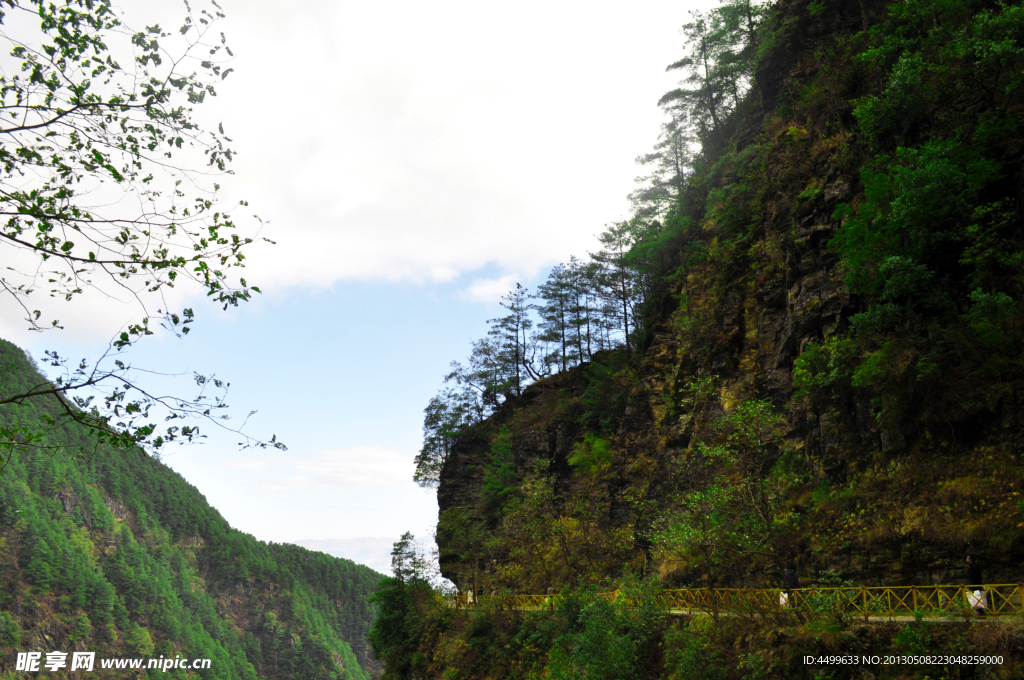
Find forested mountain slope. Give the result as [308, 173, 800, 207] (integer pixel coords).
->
[0, 339, 382, 680]
[373, 0, 1024, 676]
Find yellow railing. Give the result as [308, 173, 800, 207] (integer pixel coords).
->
[445, 584, 1024, 620]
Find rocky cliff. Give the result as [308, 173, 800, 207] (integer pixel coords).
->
[436, 0, 1024, 594]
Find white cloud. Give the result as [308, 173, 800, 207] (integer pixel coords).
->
[139, 0, 695, 290]
[3, 0, 705, 346]
[224, 445, 418, 491]
[461, 274, 521, 303]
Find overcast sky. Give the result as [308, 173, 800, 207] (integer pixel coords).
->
[3, 0, 711, 557]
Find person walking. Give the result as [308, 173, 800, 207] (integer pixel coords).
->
[966, 555, 986, 615]
[783, 564, 800, 590]
[966, 555, 982, 588]
[545, 586, 556, 610]
[780, 563, 799, 608]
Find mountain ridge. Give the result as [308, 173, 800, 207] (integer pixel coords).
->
[293, 538, 397, 576]
[0, 338, 384, 680]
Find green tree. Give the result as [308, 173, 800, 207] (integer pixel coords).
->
[548, 584, 665, 680]
[631, 116, 693, 221]
[447, 336, 511, 413]
[592, 222, 642, 352]
[0, 611, 20, 647]
[715, 0, 770, 60]
[566, 255, 598, 364]
[659, 2, 769, 148]
[481, 425, 517, 513]
[0, 0, 280, 454]
[413, 386, 481, 487]
[655, 401, 794, 578]
[535, 257, 600, 373]
[445, 283, 548, 416]
[720, 399, 791, 568]
[488, 283, 543, 394]
[369, 533, 433, 679]
[535, 263, 576, 372]
[661, 11, 730, 147]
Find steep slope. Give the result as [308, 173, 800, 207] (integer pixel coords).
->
[437, 0, 1024, 595]
[373, 0, 1024, 676]
[0, 339, 382, 679]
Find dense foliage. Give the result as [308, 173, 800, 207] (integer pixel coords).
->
[369, 576, 1023, 679]
[0, 339, 381, 679]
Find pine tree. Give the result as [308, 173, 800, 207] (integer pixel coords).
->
[658, 2, 769, 149]
[660, 11, 729, 147]
[632, 116, 692, 221]
[535, 265, 576, 372]
[488, 284, 545, 394]
[592, 223, 641, 352]
[414, 387, 481, 487]
[567, 256, 598, 365]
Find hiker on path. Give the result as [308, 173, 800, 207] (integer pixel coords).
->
[783, 564, 799, 591]
[966, 555, 983, 588]
[543, 586, 555, 610]
[966, 555, 986, 615]
[780, 564, 799, 607]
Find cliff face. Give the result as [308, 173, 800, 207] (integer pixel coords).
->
[437, 0, 1024, 594]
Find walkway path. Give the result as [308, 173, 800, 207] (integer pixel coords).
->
[449, 584, 1024, 622]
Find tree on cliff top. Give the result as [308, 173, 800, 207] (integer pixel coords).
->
[0, 0, 281, 456]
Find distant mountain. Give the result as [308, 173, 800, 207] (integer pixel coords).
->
[293, 538, 396, 576]
[0, 338, 383, 679]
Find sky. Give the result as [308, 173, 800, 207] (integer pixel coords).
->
[2, 0, 711, 564]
